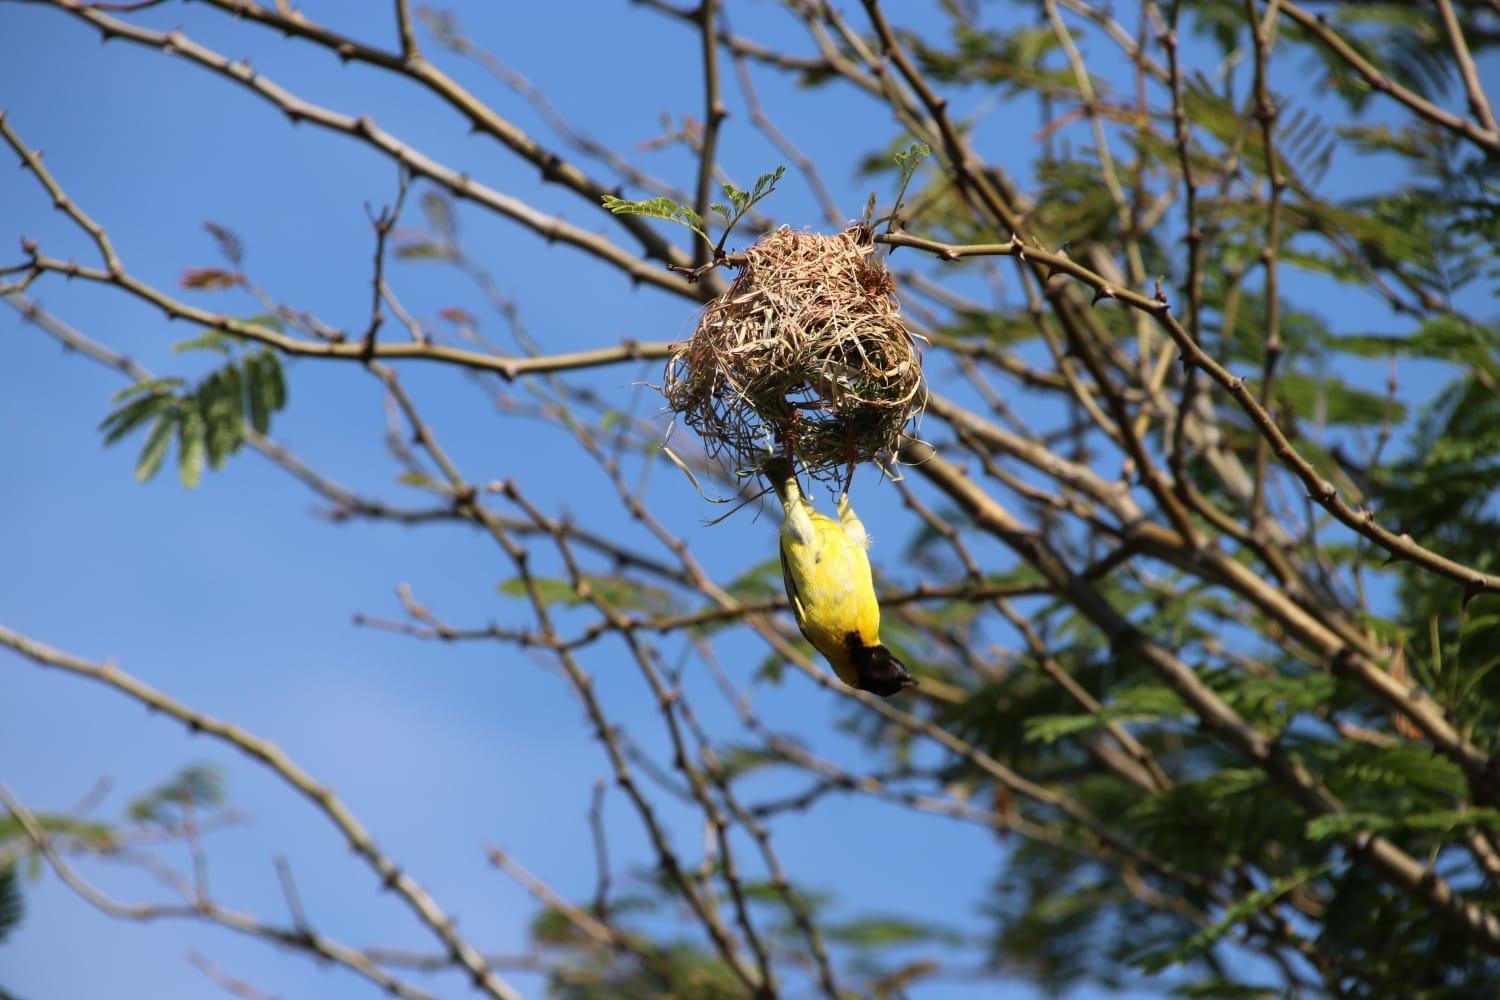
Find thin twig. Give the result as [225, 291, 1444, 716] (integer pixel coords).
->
[0, 626, 521, 1000]
[1279, 0, 1500, 156]
[692, 0, 727, 268]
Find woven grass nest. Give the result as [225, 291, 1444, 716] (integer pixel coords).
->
[664, 226, 926, 484]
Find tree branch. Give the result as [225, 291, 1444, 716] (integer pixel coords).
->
[0, 624, 523, 1000]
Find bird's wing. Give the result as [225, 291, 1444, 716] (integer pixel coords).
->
[779, 540, 818, 647]
[817, 510, 881, 647]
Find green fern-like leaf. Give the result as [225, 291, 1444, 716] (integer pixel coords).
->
[600, 195, 708, 243]
[0, 864, 22, 945]
[128, 763, 226, 825]
[100, 341, 287, 487]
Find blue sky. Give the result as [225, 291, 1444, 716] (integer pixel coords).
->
[1, 2, 1492, 998]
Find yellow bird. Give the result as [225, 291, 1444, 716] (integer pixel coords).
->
[766, 458, 914, 697]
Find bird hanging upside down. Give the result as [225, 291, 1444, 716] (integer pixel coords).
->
[765, 458, 915, 697]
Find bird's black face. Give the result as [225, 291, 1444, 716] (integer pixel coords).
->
[847, 637, 915, 697]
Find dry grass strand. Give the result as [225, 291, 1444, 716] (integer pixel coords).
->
[663, 226, 925, 486]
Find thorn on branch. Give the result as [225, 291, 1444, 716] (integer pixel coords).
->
[1463, 578, 1488, 609]
[1090, 286, 1115, 307]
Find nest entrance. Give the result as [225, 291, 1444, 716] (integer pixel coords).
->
[663, 226, 926, 488]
